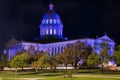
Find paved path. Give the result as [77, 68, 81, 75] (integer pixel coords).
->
[15, 78, 44, 80]
[73, 74, 120, 79]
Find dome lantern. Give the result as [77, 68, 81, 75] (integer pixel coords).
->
[49, 4, 54, 10]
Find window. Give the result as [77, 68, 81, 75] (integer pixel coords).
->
[50, 19, 52, 24]
[46, 29, 48, 35]
[50, 29, 52, 35]
[46, 20, 48, 24]
[54, 29, 56, 35]
[54, 19, 56, 24]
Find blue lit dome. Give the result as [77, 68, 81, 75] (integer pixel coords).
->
[41, 4, 62, 25]
[39, 4, 63, 39]
[43, 9, 60, 20]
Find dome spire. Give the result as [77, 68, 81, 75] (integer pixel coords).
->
[49, 3, 54, 10]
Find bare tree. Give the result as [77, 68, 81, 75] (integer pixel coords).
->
[72, 41, 92, 69]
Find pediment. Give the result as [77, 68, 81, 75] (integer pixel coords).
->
[6, 38, 20, 47]
[97, 35, 114, 42]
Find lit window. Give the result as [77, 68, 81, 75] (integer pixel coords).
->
[46, 20, 48, 24]
[46, 29, 48, 35]
[54, 19, 56, 24]
[50, 19, 52, 24]
[50, 29, 52, 35]
[54, 29, 56, 35]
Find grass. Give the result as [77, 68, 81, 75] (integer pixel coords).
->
[0, 69, 120, 80]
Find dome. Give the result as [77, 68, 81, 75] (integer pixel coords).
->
[39, 4, 63, 39]
[41, 4, 61, 25]
[43, 9, 60, 20]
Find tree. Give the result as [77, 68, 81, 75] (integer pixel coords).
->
[15, 48, 26, 56]
[0, 53, 8, 70]
[27, 45, 36, 64]
[99, 43, 110, 73]
[87, 52, 100, 67]
[114, 45, 120, 66]
[33, 50, 44, 61]
[47, 56, 57, 71]
[27, 45, 35, 54]
[114, 51, 120, 66]
[26, 45, 45, 64]
[57, 44, 73, 70]
[32, 52, 50, 72]
[72, 41, 92, 69]
[32, 61, 40, 72]
[9, 53, 30, 72]
[37, 53, 48, 70]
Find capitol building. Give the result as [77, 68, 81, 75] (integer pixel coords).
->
[6, 4, 115, 65]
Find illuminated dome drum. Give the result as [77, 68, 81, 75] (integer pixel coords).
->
[39, 4, 63, 39]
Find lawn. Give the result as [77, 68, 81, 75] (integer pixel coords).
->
[0, 69, 120, 80]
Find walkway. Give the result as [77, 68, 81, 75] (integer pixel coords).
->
[15, 78, 44, 80]
[73, 74, 120, 79]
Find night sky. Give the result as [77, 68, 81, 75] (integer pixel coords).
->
[0, 0, 120, 53]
